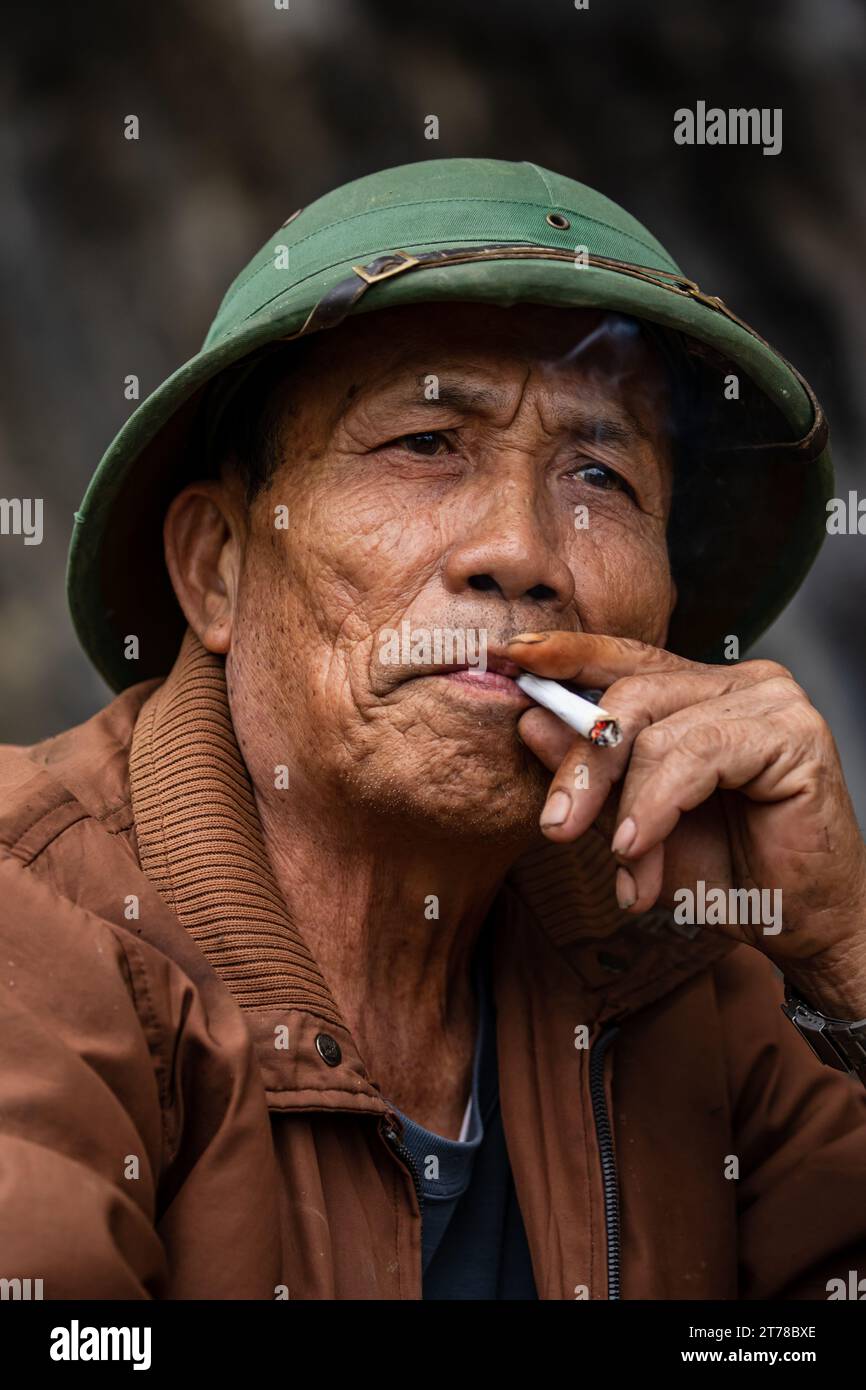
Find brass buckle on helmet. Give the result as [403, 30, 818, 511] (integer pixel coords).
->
[351, 250, 421, 284]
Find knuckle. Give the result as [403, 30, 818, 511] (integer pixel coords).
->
[606, 673, 674, 730]
[605, 673, 654, 714]
[744, 658, 793, 684]
[613, 636, 652, 655]
[679, 724, 717, 757]
[762, 672, 808, 702]
[632, 722, 675, 759]
[795, 699, 831, 742]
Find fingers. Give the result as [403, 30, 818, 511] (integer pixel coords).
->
[616, 841, 664, 912]
[611, 683, 806, 863]
[507, 631, 698, 683]
[515, 667, 693, 840]
[507, 630, 788, 689]
[518, 709, 633, 840]
[512, 634, 800, 849]
[515, 706, 575, 769]
[618, 800, 732, 916]
[521, 669, 786, 843]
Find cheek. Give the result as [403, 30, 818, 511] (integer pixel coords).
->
[280, 476, 441, 633]
[234, 484, 437, 716]
[320, 477, 440, 576]
[568, 521, 673, 643]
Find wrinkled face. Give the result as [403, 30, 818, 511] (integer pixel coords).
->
[220, 302, 676, 842]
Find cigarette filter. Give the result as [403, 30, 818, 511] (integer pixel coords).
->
[515, 672, 622, 748]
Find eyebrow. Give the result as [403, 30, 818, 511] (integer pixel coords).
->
[379, 380, 657, 448]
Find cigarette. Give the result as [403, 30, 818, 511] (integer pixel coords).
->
[515, 673, 622, 748]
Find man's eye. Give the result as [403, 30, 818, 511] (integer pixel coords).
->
[389, 431, 451, 456]
[571, 462, 636, 501]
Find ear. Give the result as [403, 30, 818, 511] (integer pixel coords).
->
[163, 477, 247, 654]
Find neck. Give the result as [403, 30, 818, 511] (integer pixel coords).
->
[252, 779, 523, 1137]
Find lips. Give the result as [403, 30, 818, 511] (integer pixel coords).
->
[440, 667, 522, 693]
[392, 651, 530, 701]
[395, 652, 522, 682]
[433, 655, 523, 679]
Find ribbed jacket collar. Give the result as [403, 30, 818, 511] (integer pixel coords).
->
[129, 627, 732, 1034]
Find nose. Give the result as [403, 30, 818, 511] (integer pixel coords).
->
[441, 463, 575, 610]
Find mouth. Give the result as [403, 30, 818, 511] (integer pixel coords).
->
[395, 653, 532, 703]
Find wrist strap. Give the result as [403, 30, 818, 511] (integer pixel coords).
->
[781, 981, 866, 1086]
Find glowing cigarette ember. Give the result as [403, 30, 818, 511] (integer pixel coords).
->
[515, 673, 622, 747]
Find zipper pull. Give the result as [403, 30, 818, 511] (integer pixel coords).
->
[380, 1117, 425, 1215]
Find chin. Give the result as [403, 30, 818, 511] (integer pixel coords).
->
[345, 750, 548, 845]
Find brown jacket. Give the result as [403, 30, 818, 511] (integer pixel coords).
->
[2, 628, 866, 1301]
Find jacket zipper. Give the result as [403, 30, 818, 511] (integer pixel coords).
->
[589, 1022, 622, 1301]
[382, 1117, 425, 1217]
[381, 1033, 620, 1298]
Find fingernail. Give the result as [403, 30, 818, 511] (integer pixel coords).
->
[616, 866, 637, 910]
[508, 632, 549, 645]
[611, 816, 637, 857]
[541, 789, 571, 827]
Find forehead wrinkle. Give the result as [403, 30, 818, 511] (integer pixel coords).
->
[552, 405, 656, 449]
[423, 382, 660, 454]
[417, 380, 515, 416]
[334, 354, 665, 457]
[417, 369, 661, 445]
[344, 374, 519, 421]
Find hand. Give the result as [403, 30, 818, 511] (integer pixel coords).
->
[509, 631, 866, 1017]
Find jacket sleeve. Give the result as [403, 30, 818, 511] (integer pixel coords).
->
[0, 852, 169, 1298]
[715, 946, 866, 1300]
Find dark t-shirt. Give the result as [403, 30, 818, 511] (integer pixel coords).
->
[385, 921, 538, 1299]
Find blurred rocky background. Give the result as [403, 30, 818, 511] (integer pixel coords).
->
[2, 0, 865, 818]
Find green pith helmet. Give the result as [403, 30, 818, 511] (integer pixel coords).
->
[67, 157, 831, 692]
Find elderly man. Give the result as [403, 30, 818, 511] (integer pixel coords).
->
[2, 157, 866, 1302]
